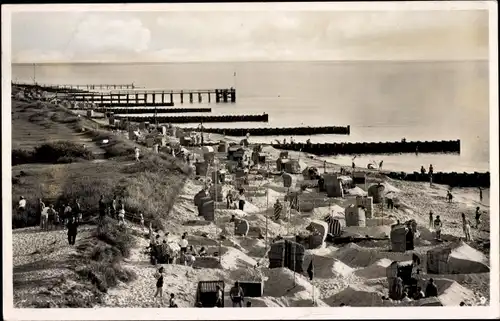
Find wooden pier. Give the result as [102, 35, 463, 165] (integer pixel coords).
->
[66, 88, 236, 105]
[13, 82, 135, 91]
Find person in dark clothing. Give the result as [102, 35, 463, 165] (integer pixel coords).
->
[237, 189, 246, 211]
[230, 281, 245, 307]
[420, 166, 426, 175]
[428, 164, 434, 186]
[425, 278, 438, 297]
[406, 227, 415, 251]
[475, 207, 482, 228]
[246, 301, 252, 307]
[98, 195, 106, 218]
[154, 267, 164, 298]
[67, 217, 78, 245]
[479, 187, 483, 202]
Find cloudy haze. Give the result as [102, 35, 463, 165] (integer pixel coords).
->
[10, 9, 489, 63]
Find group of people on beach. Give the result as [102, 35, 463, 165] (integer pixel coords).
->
[428, 206, 482, 242]
[17, 196, 82, 245]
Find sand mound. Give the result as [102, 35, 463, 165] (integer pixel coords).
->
[302, 254, 354, 279]
[245, 213, 287, 237]
[250, 295, 329, 307]
[436, 279, 476, 306]
[345, 187, 368, 197]
[333, 243, 411, 268]
[343, 226, 391, 238]
[333, 244, 380, 267]
[219, 247, 257, 270]
[448, 242, 490, 274]
[354, 258, 393, 279]
[324, 285, 384, 307]
[237, 238, 267, 257]
[263, 268, 317, 298]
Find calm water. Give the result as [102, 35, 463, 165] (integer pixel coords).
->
[12, 61, 490, 172]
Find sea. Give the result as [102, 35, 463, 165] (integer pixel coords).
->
[12, 60, 491, 173]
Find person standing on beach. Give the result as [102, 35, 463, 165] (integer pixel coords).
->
[230, 281, 245, 307]
[153, 266, 165, 299]
[135, 147, 140, 162]
[111, 196, 117, 218]
[40, 205, 49, 230]
[379, 160, 383, 170]
[38, 198, 45, 227]
[447, 191, 453, 203]
[67, 216, 78, 245]
[47, 204, 56, 230]
[99, 195, 106, 219]
[237, 189, 246, 211]
[479, 188, 483, 202]
[434, 215, 442, 240]
[420, 166, 426, 175]
[461, 213, 472, 242]
[428, 164, 434, 186]
[429, 211, 434, 229]
[475, 207, 482, 229]
[74, 199, 82, 223]
[179, 234, 189, 254]
[64, 203, 72, 225]
[215, 285, 224, 307]
[139, 212, 145, 230]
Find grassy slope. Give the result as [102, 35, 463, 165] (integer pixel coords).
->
[11, 91, 191, 307]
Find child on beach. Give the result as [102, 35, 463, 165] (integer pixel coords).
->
[429, 211, 434, 229]
[434, 216, 442, 240]
[169, 293, 178, 307]
[135, 147, 140, 162]
[475, 207, 482, 229]
[154, 267, 164, 299]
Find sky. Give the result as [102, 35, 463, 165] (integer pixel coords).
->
[9, 8, 490, 63]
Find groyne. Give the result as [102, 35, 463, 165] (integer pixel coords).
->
[180, 125, 350, 136]
[386, 171, 490, 188]
[99, 107, 211, 114]
[96, 102, 175, 108]
[116, 113, 269, 124]
[271, 140, 460, 155]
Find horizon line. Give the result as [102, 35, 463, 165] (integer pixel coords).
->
[12, 58, 489, 65]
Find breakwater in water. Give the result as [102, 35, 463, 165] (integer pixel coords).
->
[116, 113, 269, 124]
[387, 171, 490, 188]
[181, 125, 350, 136]
[99, 107, 211, 114]
[97, 102, 175, 108]
[271, 140, 460, 155]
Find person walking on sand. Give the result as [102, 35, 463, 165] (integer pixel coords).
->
[379, 160, 383, 170]
[475, 207, 482, 229]
[479, 187, 483, 202]
[153, 266, 165, 299]
[237, 189, 246, 211]
[139, 212, 145, 230]
[118, 208, 126, 226]
[447, 190, 453, 203]
[135, 147, 140, 162]
[67, 216, 78, 245]
[99, 195, 106, 219]
[230, 281, 245, 307]
[429, 211, 434, 229]
[434, 215, 442, 240]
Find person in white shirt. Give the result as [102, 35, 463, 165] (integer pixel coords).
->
[18, 196, 26, 211]
[179, 234, 188, 253]
[118, 208, 126, 226]
[135, 147, 140, 162]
